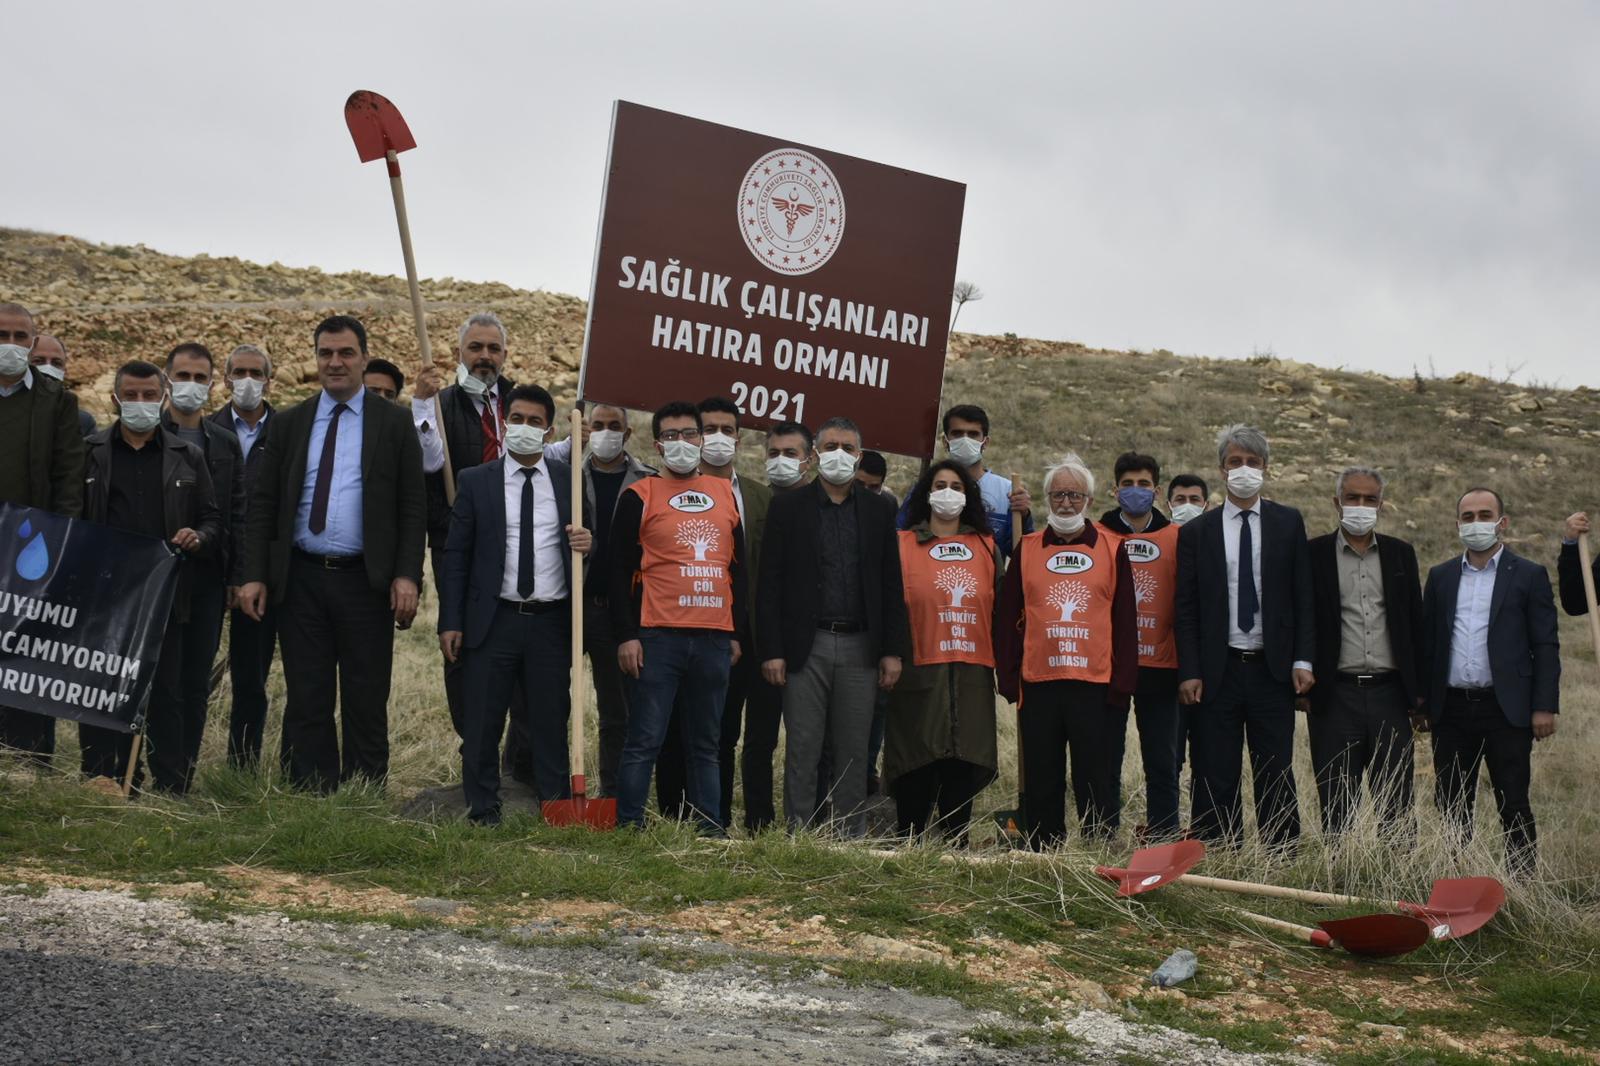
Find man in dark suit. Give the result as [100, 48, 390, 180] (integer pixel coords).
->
[437, 385, 591, 825]
[1307, 467, 1424, 839]
[759, 416, 910, 837]
[211, 344, 277, 765]
[1176, 424, 1315, 850]
[27, 334, 97, 436]
[237, 315, 426, 792]
[1555, 510, 1600, 617]
[1422, 487, 1559, 876]
[0, 302, 86, 760]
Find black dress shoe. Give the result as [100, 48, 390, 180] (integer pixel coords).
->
[469, 809, 503, 828]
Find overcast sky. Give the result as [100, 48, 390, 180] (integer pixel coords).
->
[9, 1, 1598, 384]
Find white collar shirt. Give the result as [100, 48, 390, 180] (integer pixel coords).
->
[502, 458, 566, 601]
[1448, 546, 1502, 689]
[1222, 497, 1264, 651]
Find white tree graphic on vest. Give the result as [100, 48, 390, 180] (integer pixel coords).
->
[1132, 569, 1158, 607]
[1045, 580, 1091, 621]
[675, 519, 721, 561]
[934, 567, 977, 607]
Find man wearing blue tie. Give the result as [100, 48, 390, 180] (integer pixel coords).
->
[1175, 425, 1316, 850]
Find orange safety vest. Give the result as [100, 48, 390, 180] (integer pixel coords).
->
[1118, 522, 1179, 669]
[1019, 529, 1121, 684]
[897, 529, 996, 667]
[630, 475, 741, 631]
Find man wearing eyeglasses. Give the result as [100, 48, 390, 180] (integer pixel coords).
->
[608, 402, 748, 833]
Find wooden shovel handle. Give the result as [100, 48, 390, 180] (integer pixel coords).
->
[1233, 908, 1333, 948]
[1579, 533, 1600, 663]
[1010, 471, 1024, 552]
[1180, 873, 1363, 907]
[569, 408, 587, 790]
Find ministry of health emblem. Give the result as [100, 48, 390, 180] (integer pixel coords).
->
[737, 148, 845, 275]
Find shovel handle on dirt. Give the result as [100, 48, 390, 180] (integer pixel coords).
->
[1579, 533, 1600, 663]
[1232, 908, 1334, 949]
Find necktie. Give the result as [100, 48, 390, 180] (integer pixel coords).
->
[308, 401, 348, 535]
[480, 395, 500, 464]
[1237, 509, 1258, 634]
[518, 467, 536, 599]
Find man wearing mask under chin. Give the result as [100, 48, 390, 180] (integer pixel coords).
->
[1421, 488, 1559, 877]
[1174, 424, 1315, 852]
[1305, 468, 1424, 841]
[28, 334, 97, 436]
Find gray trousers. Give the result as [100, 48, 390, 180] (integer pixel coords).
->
[782, 631, 879, 836]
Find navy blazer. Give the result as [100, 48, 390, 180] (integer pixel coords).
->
[439, 456, 579, 650]
[1421, 547, 1560, 727]
[1174, 498, 1316, 693]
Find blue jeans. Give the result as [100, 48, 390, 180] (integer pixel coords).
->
[618, 628, 732, 831]
[1108, 689, 1183, 836]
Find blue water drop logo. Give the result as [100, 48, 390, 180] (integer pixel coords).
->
[15, 519, 50, 581]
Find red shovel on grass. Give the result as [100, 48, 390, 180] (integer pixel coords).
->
[1231, 908, 1433, 958]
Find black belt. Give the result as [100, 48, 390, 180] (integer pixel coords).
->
[499, 598, 566, 615]
[1337, 671, 1398, 688]
[1448, 686, 1497, 703]
[1226, 647, 1265, 663]
[817, 620, 865, 634]
[293, 548, 364, 571]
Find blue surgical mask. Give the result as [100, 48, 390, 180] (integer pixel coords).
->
[1117, 486, 1156, 517]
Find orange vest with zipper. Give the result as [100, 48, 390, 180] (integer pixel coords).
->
[630, 475, 740, 631]
[1120, 522, 1179, 669]
[1019, 529, 1121, 684]
[897, 529, 996, 667]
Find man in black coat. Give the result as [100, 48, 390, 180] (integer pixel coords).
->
[1306, 467, 1424, 839]
[1555, 510, 1600, 617]
[1175, 424, 1315, 850]
[1422, 487, 1559, 876]
[237, 315, 426, 792]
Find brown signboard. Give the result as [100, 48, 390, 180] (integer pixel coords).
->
[578, 101, 966, 457]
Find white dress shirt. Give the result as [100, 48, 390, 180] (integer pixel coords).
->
[1448, 546, 1501, 688]
[414, 388, 502, 475]
[502, 458, 566, 601]
[1222, 498, 1264, 651]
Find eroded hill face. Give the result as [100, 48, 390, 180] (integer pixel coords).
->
[3, 226, 1597, 564]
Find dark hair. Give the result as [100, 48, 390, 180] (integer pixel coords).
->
[164, 342, 214, 370]
[767, 419, 813, 451]
[942, 403, 990, 437]
[1457, 486, 1506, 517]
[363, 358, 405, 394]
[113, 359, 164, 394]
[904, 459, 988, 531]
[1113, 451, 1160, 485]
[652, 400, 701, 439]
[1167, 473, 1209, 501]
[698, 395, 741, 426]
[314, 314, 368, 355]
[507, 384, 557, 426]
[816, 415, 861, 446]
[859, 450, 888, 478]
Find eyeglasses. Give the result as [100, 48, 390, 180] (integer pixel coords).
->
[657, 429, 703, 443]
[1048, 491, 1089, 505]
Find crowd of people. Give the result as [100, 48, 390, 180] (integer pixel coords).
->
[0, 300, 1586, 874]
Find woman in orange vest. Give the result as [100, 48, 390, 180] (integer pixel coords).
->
[883, 460, 1000, 843]
[995, 453, 1139, 848]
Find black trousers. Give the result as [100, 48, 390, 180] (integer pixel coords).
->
[80, 616, 185, 791]
[892, 758, 985, 842]
[657, 626, 753, 825]
[1432, 688, 1536, 875]
[276, 555, 395, 792]
[1107, 674, 1183, 837]
[1308, 676, 1414, 838]
[739, 673, 785, 831]
[177, 574, 228, 791]
[1019, 679, 1122, 848]
[0, 704, 56, 762]
[583, 593, 629, 797]
[460, 601, 572, 821]
[1190, 655, 1301, 849]
[225, 603, 278, 766]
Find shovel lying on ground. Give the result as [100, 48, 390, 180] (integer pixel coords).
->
[1098, 843, 1505, 941]
[1232, 908, 1434, 958]
[542, 410, 617, 830]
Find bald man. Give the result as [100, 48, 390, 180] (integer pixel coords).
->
[29, 333, 97, 436]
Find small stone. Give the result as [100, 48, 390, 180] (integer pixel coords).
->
[854, 934, 942, 965]
[409, 897, 462, 918]
[1357, 1022, 1406, 1040]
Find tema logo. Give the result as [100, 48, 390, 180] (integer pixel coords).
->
[1124, 538, 1162, 564]
[1045, 550, 1094, 575]
[668, 491, 715, 514]
[928, 541, 974, 562]
[14, 519, 51, 581]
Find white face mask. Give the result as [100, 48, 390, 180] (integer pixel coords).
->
[0, 344, 30, 377]
[230, 376, 265, 411]
[1340, 505, 1379, 536]
[504, 423, 546, 456]
[456, 363, 492, 398]
[118, 400, 163, 433]
[700, 432, 737, 467]
[661, 439, 702, 475]
[1459, 520, 1501, 552]
[929, 487, 966, 519]
[1047, 510, 1086, 537]
[169, 381, 210, 414]
[1170, 502, 1204, 526]
[1226, 465, 1265, 499]
[589, 428, 626, 462]
[817, 448, 859, 485]
[947, 435, 984, 467]
[33, 362, 66, 382]
[766, 455, 803, 487]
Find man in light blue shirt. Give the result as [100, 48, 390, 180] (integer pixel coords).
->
[896, 403, 1032, 558]
[293, 388, 365, 556]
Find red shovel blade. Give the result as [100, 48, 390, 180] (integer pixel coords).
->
[1398, 877, 1506, 940]
[344, 90, 417, 163]
[541, 775, 617, 829]
[1094, 840, 1207, 897]
[1317, 913, 1433, 958]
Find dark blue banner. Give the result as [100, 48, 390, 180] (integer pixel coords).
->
[0, 504, 179, 733]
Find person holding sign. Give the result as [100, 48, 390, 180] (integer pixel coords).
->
[608, 401, 748, 833]
[995, 453, 1138, 848]
[883, 460, 999, 842]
